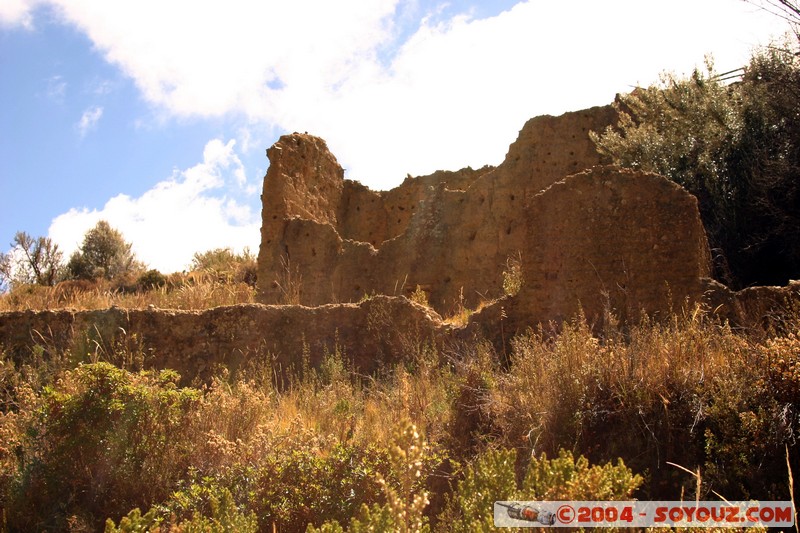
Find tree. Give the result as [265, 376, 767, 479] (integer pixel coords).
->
[67, 221, 141, 281]
[0, 232, 64, 289]
[592, 46, 800, 288]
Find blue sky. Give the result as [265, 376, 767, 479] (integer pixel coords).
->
[0, 0, 789, 273]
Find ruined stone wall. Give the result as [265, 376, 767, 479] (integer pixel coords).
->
[2, 282, 797, 383]
[257, 105, 620, 313]
[518, 166, 711, 325]
[0, 297, 446, 383]
[4, 104, 799, 380]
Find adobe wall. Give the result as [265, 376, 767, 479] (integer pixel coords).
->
[257, 106, 622, 314]
[1, 280, 798, 383]
[0, 297, 446, 383]
[514, 166, 711, 327]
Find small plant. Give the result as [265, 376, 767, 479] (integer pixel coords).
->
[105, 487, 258, 533]
[410, 285, 429, 308]
[309, 420, 431, 532]
[136, 269, 167, 291]
[502, 253, 523, 297]
[277, 255, 303, 305]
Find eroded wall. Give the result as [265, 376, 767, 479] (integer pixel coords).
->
[0, 297, 446, 383]
[257, 106, 623, 313]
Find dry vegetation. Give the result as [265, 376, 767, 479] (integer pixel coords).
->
[0, 273, 257, 312]
[0, 277, 798, 531]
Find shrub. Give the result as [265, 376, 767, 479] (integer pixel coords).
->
[190, 247, 257, 286]
[106, 487, 258, 533]
[68, 220, 142, 282]
[592, 45, 800, 287]
[441, 448, 642, 531]
[308, 421, 432, 533]
[4, 363, 200, 531]
[136, 269, 167, 291]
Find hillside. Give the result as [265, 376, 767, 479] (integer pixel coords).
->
[1, 104, 799, 531]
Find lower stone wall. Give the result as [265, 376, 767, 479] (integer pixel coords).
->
[2, 283, 798, 382]
[0, 297, 447, 384]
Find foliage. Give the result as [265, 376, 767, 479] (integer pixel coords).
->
[0, 271, 257, 312]
[136, 268, 168, 291]
[592, 45, 800, 287]
[191, 247, 257, 286]
[1, 307, 799, 531]
[442, 448, 642, 530]
[0, 231, 64, 289]
[3, 363, 200, 531]
[410, 285, 430, 308]
[68, 220, 142, 281]
[502, 253, 523, 297]
[105, 487, 258, 533]
[308, 421, 431, 533]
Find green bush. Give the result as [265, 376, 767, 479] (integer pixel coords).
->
[441, 448, 642, 531]
[308, 421, 432, 533]
[106, 487, 257, 533]
[136, 269, 167, 291]
[592, 44, 800, 287]
[190, 247, 257, 286]
[4, 363, 200, 531]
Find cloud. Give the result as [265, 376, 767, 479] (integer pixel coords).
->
[7, 0, 790, 190]
[0, 0, 41, 28]
[76, 105, 103, 137]
[48, 139, 260, 273]
[45, 75, 67, 103]
[18, 0, 783, 188]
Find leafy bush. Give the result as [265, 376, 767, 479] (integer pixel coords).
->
[308, 421, 432, 533]
[106, 487, 258, 533]
[441, 448, 642, 531]
[136, 269, 167, 291]
[4, 363, 200, 531]
[592, 44, 800, 287]
[191, 247, 257, 286]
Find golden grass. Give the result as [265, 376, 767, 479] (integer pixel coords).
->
[0, 278, 256, 312]
[1, 300, 798, 530]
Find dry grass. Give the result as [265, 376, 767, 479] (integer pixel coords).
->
[1, 302, 798, 530]
[0, 276, 256, 312]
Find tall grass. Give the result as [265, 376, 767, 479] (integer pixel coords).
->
[0, 305, 798, 531]
[0, 274, 256, 312]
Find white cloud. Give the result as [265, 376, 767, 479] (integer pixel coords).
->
[16, 0, 784, 189]
[76, 105, 103, 137]
[7, 0, 791, 190]
[48, 139, 260, 273]
[45, 75, 67, 102]
[0, 0, 41, 28]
